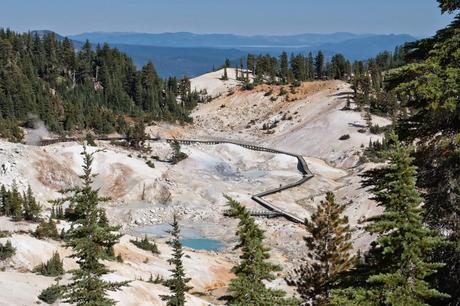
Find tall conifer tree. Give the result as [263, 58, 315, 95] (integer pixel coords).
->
[288, 192, 355, 305]
[331, 133, 448, 305]
[225, 196, 299, 306]
[161, 214, 192, 306]
[61, 147, 127, 305]
[315, 51, 325, 79]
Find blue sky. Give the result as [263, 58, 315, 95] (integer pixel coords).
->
[0, 0, 454, 36]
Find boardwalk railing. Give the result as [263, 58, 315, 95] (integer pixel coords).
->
[40, 136, 313, 224]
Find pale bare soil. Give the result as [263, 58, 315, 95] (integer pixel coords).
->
[0, 69, 390, 305]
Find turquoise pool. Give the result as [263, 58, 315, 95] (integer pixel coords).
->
[180, 238, 223, 251]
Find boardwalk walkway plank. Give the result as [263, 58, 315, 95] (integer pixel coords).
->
[40, 136, 313, 224]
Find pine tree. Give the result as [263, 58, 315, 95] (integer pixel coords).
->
[330, 54, 348, 80]
[331, 133, 448, 305]
[247, 54, 255, 74]
[161, 214, 192, 306]
[225, 196, 299, 306]
[0, 185, 7, 215]
[306, 52, 315, 80]
[126, 119, 147, 150]
[8, 184, 23, 221]
[315, 51, 325, 79]
[23, 185, 42, 221]
[287, 192, 355, 306]
[383, 3, 460, 301]
[280, 52, 290, 84]
[170, 139, 188, 164]
[291, 54, 307, 82]
[61, 147, 127, 305]
[222, 63, 229, 81]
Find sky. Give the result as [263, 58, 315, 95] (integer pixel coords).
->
[0, 0, 455, 37]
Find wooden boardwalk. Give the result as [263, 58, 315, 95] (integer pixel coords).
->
[40, 136, 313, 224]
[167, 138, 313, 223]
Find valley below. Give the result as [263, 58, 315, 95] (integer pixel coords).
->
[0, 69, 389, 305]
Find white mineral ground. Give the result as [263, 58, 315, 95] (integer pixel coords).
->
[0, 68, 390, 305]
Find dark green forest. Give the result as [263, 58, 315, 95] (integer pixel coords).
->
[0, 29, 190, 141]
[0, 28, 407, 142]
[324, 1, 460, 304]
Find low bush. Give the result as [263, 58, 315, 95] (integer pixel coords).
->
[130, 235, 160, 254]
[339, 134, 351, 140]
[148, 273, 165, 284]
[292, 80, 302, 87]
[33, 252, 64, 276]
[369, 124, 390, 135]
[170, 140, 188, 165]
[146, 160, 155, 168]
[34, 218, 60, 240]
[0, 231, 11, 238]
[0, 240, 15, 260]
[38, 284, 63, 304]
[243, 82, 254, 91]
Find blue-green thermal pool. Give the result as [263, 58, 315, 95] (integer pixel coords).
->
[180, 238, 223, 251]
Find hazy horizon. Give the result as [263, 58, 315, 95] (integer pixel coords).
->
[0, 0, 454, 37]
[66, 31, 417, 37]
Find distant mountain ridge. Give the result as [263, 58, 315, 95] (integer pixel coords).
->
[69, 31, 376, 48]
[36, 30, 417, 77]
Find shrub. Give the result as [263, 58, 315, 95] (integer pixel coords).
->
[243, 82, 254, 90]
[130, 235, 160, 254]
[148, 273, 165, 284]
[364, 136, 393, 163]
[170, 140, 188, 165]
[85, 133, 97, 146]
[295, 80, 303, 87]
[0, 231, 11, 238]
[369, 124, 390, 135]
[33, 252, 64, 276]
[262, 120, 278, 131]
[34, 218, 60, 240]
[0, 240, 15, 260]
[339, 134, 351, 140]
[146, 160, 155, 168]
[38, 284, 63, 304]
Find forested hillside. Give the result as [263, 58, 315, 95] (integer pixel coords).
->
[328, 1, 460, 304]
[0, 29, 189, 141]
